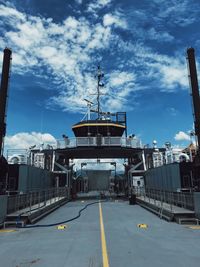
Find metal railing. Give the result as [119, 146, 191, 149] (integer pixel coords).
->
[56, 137, 142, 149]
[7, 187, 69, 214]
[134, 187, 194, 211]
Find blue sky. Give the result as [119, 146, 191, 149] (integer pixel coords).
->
[0, 0, 199, 150]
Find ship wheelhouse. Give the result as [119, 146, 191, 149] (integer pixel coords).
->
[72, 119, 126, 137]
[71, 66, 127, 138]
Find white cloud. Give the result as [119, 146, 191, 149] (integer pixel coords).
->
[86, 23, 111, 49]
[75, 0, 82, 4]
[166, 107, 178, 116]
[109, 71, 135, 87]
[124, 43, 190, 91]
[38, 46, 57, 59]
[99, 0, 112, 5]
[0, 2, 196, 116]
[105, 98, 124, 111]
[103, 13, 127, 28]
[150, 57, 188, 90]
[154, 0, 199, 27]
[147, 28, 174, 42]
[0, 4, 26, 22]
[0, 3, 134, 114]
[4, 132, 56, 150]
[124, 0, 199, 46]
[0, 5, 114, 110]
[87, 0, 112, 13]
[174, 131, 190, 141]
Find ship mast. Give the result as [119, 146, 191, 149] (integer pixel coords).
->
[187, 48, 200, 154]
[97, 66, 104, 120]
[0, 48, 12, 156]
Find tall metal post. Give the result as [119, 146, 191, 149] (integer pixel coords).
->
[97, 66, 104, 120]
[187, 48, 200, 152]
[0, 48, 12, 155]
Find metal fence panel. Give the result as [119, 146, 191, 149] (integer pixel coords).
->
[18, 165, 54, 193]
[0, 195, 8, 224]
[145, 163, 182, 192]
[194, 192, 200, 219]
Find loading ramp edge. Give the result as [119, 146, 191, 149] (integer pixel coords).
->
[178, 217, 200, 225]
[4, 197, 70, 228]
[136, 198, 174, 222]
[29, 197, 70, 224]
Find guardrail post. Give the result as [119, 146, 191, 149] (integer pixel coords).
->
[148, 189, 150, 201]
[170, 192, 172, 212]
[29, 192, 32, 213]
[180, 192, 183, 207]
[191, 192, 194, 210]
[156, 190, 158, 206]
[160, 190, 162, 208]
[44, 190, 46, 206]
[38, 191, 40, 209]
[33, 192, 35, 206]
[183, 193, 186, 208]
[49, 189, 51, 203]
[15, 195, 17, 212]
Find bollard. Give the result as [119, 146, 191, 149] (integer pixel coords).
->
[129, 194, 136, 205]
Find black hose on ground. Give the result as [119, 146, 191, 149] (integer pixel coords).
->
[17, 199, 107, 228]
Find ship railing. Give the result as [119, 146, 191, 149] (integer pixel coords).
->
[134, 187, 194, 211]
[56, 137, 142, 149]
[6, 187, 69, 214]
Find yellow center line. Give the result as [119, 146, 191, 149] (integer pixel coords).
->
[0, 229, 16, 233]
[99, 202, 110, 267]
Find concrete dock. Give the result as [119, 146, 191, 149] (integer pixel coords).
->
[0, 200, 200, 267]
